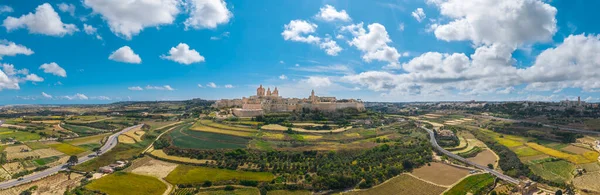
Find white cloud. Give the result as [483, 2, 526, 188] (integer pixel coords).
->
[24, 74, 44, 82]
[341, 23, 402, 68]
[319, 38, 342, 56]
[3, 3, 78, 36]
[302, 76, 332, 88]
[315, 5, 351, 22]
[398, 23, 405, 31]
[39, 62, 67, 77]
[83, 24, 102, 40]
[145, 85, 174, 91]
[109, 46, 142, 64]
[83, 0, 180, 39]
[2, 64, 28, 76]
[282, 20, 320, 44]
[63, 93, 88, 100]
[210, 31, 230, 40]
[184, 0, 232, 30]
[0, 69, 19, 91]
[57, 3, 75, 16]
[430, 0, 557, 47]
[279, 60, 285, 64]
[0, 5, 13, 14]
[411, 8, 426, 22]
[497, 87, 515, 94]
[128, 86, 143, 91]
[224, 84, 233, 88]
[197, 84, 204, 88]
[41, 92, 52, 98]
[0, 40, 34, 59]
[160, 43, 205, 65]
[279, 74, 287, 80]
[207, 82, 217, 88]
[92, 96, 111, 100]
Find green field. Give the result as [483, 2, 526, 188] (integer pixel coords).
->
[86, 172, 166, 195]
[62, 124, 104, 135]
[165, 165, 274, 184]
[267, 190, 311, 195]
[169, 125, 249, 149]
[25, 142, 49, 150]
[73, 142, 146, 172]
[48, 143, 87, 155]
[513, 146, 543, 157]
[33, 156, 60, 166]
[529, 160, 574, 183]
[0, 129, 41, 141]
[65, 133, 108, 145]
[197, 188, 260, 195]
[445, 173, 495, 195]
[78, 143, 102, 150]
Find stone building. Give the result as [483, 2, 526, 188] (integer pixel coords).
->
[214, 85, 365, 117]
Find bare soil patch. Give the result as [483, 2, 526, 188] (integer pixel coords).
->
[34, 148, 64, 158]
[410, 162, 470, 186]
[467, 149, 498, 166]
[562, 145, 592, 154]
[573, 172, 600, 193]
[0, 172, 84, 195]
[127, 157, 178, 178]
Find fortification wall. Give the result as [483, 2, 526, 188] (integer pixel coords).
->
[232, 108, 264, 117]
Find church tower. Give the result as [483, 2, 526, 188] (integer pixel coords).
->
[273, 87, 279, 97]
[267, 88, 272, 96]
[310, 89, 316, 103]
[257, 85, 265, 97]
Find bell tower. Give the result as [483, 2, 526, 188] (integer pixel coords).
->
[257, 85, 265, 97]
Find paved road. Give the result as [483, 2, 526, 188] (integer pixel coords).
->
[421, 126, 520, 184]
[0, 124, 143, 190]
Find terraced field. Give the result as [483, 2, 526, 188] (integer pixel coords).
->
[62, 124, 105, 135]
[444, 173, 494, 195]
[190, 121, 255, 137]
[346, 174, 446, 195]
[48, 143, 87, 156]
[529, 160, 574, 183]
[169, 125, 249, 149]
[85, 172, 167, 195]
[165, 165, 274, 184]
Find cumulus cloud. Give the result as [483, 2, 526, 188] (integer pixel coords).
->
[146, 85, 174, 90]
[207, 82, 217, 88]
[279, 74, 287, 80]
[0, 5, 13, 14]
[39, 62, 67, 77]
[57, 3, 76, 16]
[3, 3, 78, 36]
[109, 46, 142, 64]
[24, 74, 44, 82]
[411, 8, 426, 22]
[63, 93, 88, 100]
[160, 43, 205, 65]
[341, 23, 402, 68]
[128, 86, 143, 91]
[197, 84, 204, 88]
[224, 84, 233, 88]
[92, 96, 111, 100]
[0, 40, 34, 59]
[282, 20, 321, 44]
[83, 24, 102, 40]
[430, 0, 557, 46]
[184, 0, 232, 30]
[41, 92, 52, 98]
[83, 0, 180, 39]
[315, 5, 351, 22]
[319, 37, 342, 56]
[302, 76, 332, 88]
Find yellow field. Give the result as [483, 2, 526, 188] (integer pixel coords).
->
[261, 124, 352, 133]
[30, 120, 62, 124]
[190, 123, 254, 137]
[526, 143, 599, 164]
[150, 149, 215, 164]
[199, 120, 256, 132]
[118, 135, 136, 144]
[48, 143, 87, 156]
[261, 124, 288, 131]
[344, 133, 360, 137]
[261, 132, 285, 139]
[123, 130, 145, 142]
[303, 135, 323, 140]
[496, 137, 523, 147]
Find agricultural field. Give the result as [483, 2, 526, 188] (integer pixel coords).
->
[261, 124, 352, 133]
[410, 162, 470, 186]
[196, 188, 260, 195]
[85, 172, 167, 195]
[165, 165, 275, 184]
[513, 146, 543, 157]
[0, 172, 84, 195]
[65, 133, 108, 145]
[526, 142, 598, 164]
[466, 149, 498, 167]
[24, 141, 49, 150]
[0, 128, 41, 141]
[573, 172, 600, 193]
[127, 157, 178, 178]
[444, 173, 495, 195]
[61, 124, 105, 135]
[169, 125, 249, 149]
[48, 143, 87, 156]
[267, 190, 312, 195]
[529, 160, 574, 183]
[149, 148, 214, 164]
[345, 174, 447, 195]
[73, 142, 146, 172]
[190, 121, 255, 137]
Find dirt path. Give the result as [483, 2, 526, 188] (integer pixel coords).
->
[142, 122, 185, 154]
[159, 178, 172, 195]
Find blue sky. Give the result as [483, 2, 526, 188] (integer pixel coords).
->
[1, 0, 600, 104]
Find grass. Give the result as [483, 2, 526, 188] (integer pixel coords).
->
[79, 143, 102, 150]
[65, 133, 108, 145]
[526, 142, 598, 164]
[86, 172, 167, 195]
[150, 149, 213, 164]
[253, 140, 273, 151]
[170, 125, 249, 149]
[73, 143, 146, 172]
[529, 160, 574, 183]
[25, 142, 49, 150]
[165, 165, 274, 184]
[62, 124, 104, 135]
[32, 156, 60, 166]
[0, 129, 41, 141]
[347, 174, 446, 195]
[513, 146, 543, 157]
[199, 120, 256, 132]
[445, 173, 495, 195]
[48, 143, 87, 156]
[197, 188, 260, 195]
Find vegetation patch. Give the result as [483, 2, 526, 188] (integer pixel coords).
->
[267, 190, 311, 195]
[48, 143, 87, 156]
[25, 142, 49, 150]
[150, 149, 214, 164]
[347, 174, 446, 195]
[444, 173, 495, 195]
[0, 129, 41, 141]
[513, 146, 543, 157]
[526, 142, 598, 164]
[169, 125, 249, 149]
[410, 162, 469, 186]
[165, 165, 274, 184]
[529, 160, 574, 183]
[33, 156, 60, 166]
[85, 172, 167, 195]
[190, 122, 254, 137]
[62, 124, 104, 135]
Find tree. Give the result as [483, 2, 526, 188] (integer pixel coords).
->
[92, 147, 101, 156]
[555, 190, 563, 195]
[487, 163, 494, 169]
[67, 155, 78, 167]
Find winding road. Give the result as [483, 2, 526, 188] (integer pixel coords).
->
[0, 124, 143, 190]
[421, 126, 521, 184]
